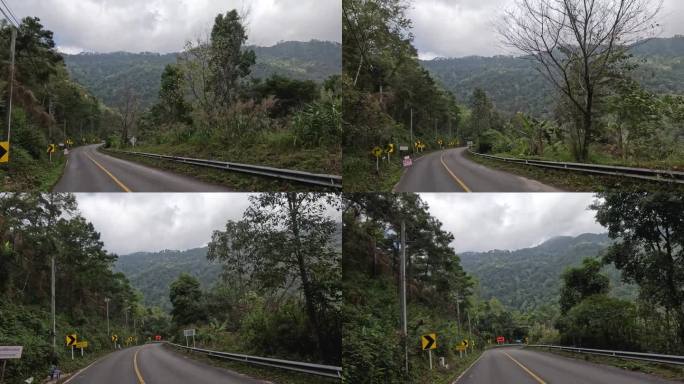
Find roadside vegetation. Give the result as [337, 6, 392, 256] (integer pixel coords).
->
[342, 0, 462, 191]
[0, 19, 118, 191]
[164, 193, 341, 382]
[103, 10, 341, 187]
[0, 194, 166, 383]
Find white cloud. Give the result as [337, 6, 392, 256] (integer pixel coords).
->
[74, 193, 254, 254]
[10, 0, 341, 53]
[409, 0, 684, 58]
[419, 193, 605, 253]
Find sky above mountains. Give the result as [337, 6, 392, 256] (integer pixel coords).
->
[421, 193, 605, 253]
[409, 0, 684, 59]
[10, 0, 342, 53]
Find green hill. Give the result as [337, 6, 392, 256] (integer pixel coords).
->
[63, 40, 341, 108]
[421, 36, 684, 117]
[114, 247, 221, 311]
[459, 233, 637, 312]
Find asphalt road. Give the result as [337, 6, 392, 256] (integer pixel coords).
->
[394, 147, 559, 192]
[456, 347, 679, 384]
[52, 144, 231, 192]
[65, 343, 267, 384]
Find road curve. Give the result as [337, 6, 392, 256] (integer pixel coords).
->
[66, 343, 267, 384]
[53, 144, 231, 192]
[457, 347, 679, 384]
[394, 147, 559, 192]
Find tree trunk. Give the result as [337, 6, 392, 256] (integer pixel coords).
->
[287, 195, 327, 361]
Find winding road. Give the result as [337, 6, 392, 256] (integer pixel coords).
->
[456, 347, 679, 384]
[65, 343, 266, 384]
[394, 147, 559, 192]
[53, 144, 231, 192]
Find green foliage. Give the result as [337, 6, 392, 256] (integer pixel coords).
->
[169, 273, 208, 326]
[593, 193, 684, 349]
[252, 75, 318, 117]
[559, 295, 639, 350]
[0, 193, 145, 382]
[459, 233, 635, 312]
[559, 258, 610, 315]
[343, 193, 475, 383]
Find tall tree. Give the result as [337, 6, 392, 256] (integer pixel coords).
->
[158, 64, 191, 124]
[169, 273, 207, 326]
[559, 258, 610, 315]
[209, 10, 255, 107]
[498, 0, 661, 161]
[592, 192, 684, 345]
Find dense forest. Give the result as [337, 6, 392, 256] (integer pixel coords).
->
[0, 194, 167, 383]
[0, 18, 120, 191]
[0, 193, 341, 383]
[63, 40, 342, 109]
[95, 10, 342, 189]
[344, 193, 684, 383]
[460, 233, 637, 312]
[421, 36, 684, 118]
[165, 193, 342, 367]
[342, 0, 462, 191]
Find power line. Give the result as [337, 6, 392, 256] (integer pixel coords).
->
[0, 5, 17, 28]
[0, 0, 19, 26]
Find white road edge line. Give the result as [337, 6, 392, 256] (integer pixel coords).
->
[452, 350, 486, 384]
[62, 351, 112, 383]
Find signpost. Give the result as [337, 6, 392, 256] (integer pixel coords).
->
[154, 335, 161, 341]
[421, 333, 437, 370]
[65, 334, 77, 360]
[399, 145, 409, 152]
[47, 144, 57, 162]
[75, 341, 88, 357]
[130, 137, 137, 147]
[496, 336, 505, 344]
[0, 346, 22, 383]
[183, 329, 196, 348]
[0, 141, 9, 163]
[371, 146, 383, 171]
[385, 143, 395, 163]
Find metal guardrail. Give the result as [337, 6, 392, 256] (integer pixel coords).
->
[468, 149, 684, 184]
[528, 344, 684, 366]
[110, 150, 342, 189]
[167, 342, 342, 379]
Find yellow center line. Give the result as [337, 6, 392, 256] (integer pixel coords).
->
[440, 152, 472, 192]
[85, 152, 133, 192]
[134, 346, 146, 384]
[502, 351, 547, 384]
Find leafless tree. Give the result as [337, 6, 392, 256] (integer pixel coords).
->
[498, 0, 662, 161]
[117, 84, 139, 146]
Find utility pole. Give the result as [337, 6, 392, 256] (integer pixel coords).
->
[410, 108, 414, 154]
[104, 297, 110, 339]
[467, 311, 473, 352]
[455, 291, 461, 335]
[400, 220, 408, 376]
[6, 27, 16, 143]
[51, 248, 56, 353]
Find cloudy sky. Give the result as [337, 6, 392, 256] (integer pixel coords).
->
[75, 193, 254, 255]
[9, 0, 341, 53]
[420, 193, 605, 253]
[409, 0, 684, 59]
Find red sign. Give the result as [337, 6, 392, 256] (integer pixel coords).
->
[496, 336, 505, 344]
[155, 335, 162, 341]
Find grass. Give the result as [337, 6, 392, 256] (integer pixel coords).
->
[0, 148, 66, 192]
[102, 145, 338, 192]
[163, 344, 336, 384]
[531, 347, 684, 382]
[466, 151, 684, 192]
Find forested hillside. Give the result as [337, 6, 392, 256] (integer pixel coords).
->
[63, 40, 342, 109]
[421, 36, 684, 117]
[114, 248, 221, 311]
[460, 233, 637, 312]
[0, 18, 119, 191]
[115, 222, 341, 312]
